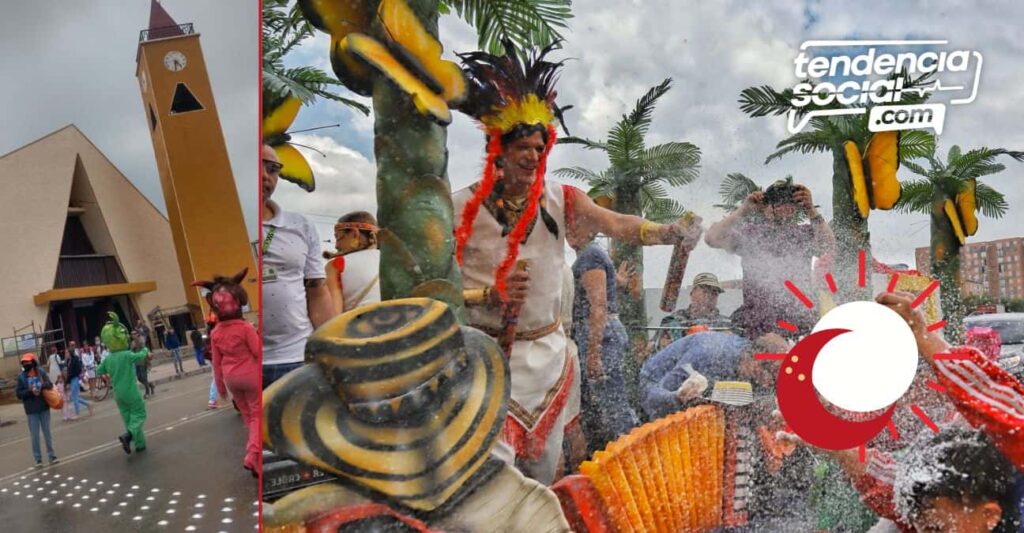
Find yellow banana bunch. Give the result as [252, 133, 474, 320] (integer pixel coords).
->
[842, 131, 902, 219]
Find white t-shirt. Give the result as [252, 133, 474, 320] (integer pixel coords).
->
[341, 249, 381, 312]
[262, 200, 325, 365]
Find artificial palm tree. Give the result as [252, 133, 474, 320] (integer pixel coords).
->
[738, 73, 935, 302]
[895, 145, 1023, 343]
[291, 0, 571, 318]
[554, 78, 701, 398]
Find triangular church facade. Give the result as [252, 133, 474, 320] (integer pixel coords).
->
[0, 125, 187, 376]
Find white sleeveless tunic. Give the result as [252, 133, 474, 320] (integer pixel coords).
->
[453, 181, 573, 457]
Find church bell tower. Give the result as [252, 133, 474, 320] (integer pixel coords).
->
[135, 0, 258, 324]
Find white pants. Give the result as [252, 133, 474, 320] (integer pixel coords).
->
[492, 404, 569, 486]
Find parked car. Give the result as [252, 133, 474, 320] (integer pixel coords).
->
[964, 312, 1024, 378]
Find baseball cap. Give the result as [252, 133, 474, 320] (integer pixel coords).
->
[692, 272, 723, 293]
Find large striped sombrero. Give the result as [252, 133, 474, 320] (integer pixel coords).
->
[262, 298, 509, 512]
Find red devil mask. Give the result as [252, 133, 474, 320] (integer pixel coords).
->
[192, 268, 249, 321]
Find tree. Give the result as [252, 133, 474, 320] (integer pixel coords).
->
[292, 0, 572, 319]
[895, 145, 1023, 343]
[738, 73, 935, 302]
[554, 78, 701, 398]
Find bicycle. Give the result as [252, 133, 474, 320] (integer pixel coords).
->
[89, 374, 111, 401]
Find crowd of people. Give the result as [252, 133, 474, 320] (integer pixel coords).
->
[255, 39, 1024, 532]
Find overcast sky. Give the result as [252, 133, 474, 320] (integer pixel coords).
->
[274, 0, 1024, 289]
[0, 0, 258, 239]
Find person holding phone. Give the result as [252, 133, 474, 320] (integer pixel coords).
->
[15, 353, 58, 467]
[705, 177, 835, 338]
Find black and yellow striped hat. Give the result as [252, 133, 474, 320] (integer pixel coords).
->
[262, 298, 509, 511]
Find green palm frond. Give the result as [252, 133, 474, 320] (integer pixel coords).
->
[974, 183, 1009, 219]
[635, 142, 701, 187]
[558, 136, 609, 151]
[894, 179, 935, 214]
[717, 173, 761, 210]
[901, 159, 930, 178]
[971, 162, 1007, 179]
[898, 130, 936, 161]
[644, 196, 687, 223]
[627, 78, 672, 134]
[585, 172, 618, 198]
[607, 120, 645, 170]
[765, 128, 834, 164]
[738, 85, 800, 118]
[948, 145, 962, 163]
[442, 0, 572, 56]
[553, 166, 605, 185]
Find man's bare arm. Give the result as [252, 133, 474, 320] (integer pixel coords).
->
[569, 187, 700, 247]
[305, 278, 334, 329]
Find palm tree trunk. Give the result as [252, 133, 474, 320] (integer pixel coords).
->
[371, 0, 465, 319]
[930, 194, 965, 344]
[830, 148, 873, 303]
[610, 185, 647, 409]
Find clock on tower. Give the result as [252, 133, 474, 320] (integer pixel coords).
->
[135, 0, 258, 325]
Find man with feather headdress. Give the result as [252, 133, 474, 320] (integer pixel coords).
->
[453, 42, 703, 484]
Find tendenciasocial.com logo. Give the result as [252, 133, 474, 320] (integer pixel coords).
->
[787, 40, 983, 135]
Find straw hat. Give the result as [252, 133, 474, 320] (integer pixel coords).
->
[262, 298, 509, 512]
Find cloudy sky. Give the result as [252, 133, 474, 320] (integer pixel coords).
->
[275, 0, 1024, 288]
[0, 0, 258, 238]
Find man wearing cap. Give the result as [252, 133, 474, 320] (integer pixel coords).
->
[261, 143, 334, 388]
[656, 272, 731, 349]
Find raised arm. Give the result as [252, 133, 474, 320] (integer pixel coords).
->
[567, 187, 701, 247]
[705, 192, 761, 251]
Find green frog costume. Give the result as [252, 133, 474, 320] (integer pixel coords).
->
[96, 312, 151, 453]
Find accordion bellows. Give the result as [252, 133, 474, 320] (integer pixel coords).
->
[559, 405, 727, 532]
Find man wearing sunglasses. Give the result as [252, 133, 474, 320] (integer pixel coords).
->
[261, 144, 333, 389]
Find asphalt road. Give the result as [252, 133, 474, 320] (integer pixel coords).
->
[0, 373, 258, 531]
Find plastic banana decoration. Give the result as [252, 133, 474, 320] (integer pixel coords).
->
[300, 0, 467, 124]
[842, 131, 902, 219]
[263, 95, 316, 192]
[943, 178, 979, 246]
[299, 0, 375, 96]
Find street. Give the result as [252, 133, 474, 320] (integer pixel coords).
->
[0, 367, 258, 531]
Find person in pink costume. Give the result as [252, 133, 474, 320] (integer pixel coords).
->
[192, 268, 260, 476]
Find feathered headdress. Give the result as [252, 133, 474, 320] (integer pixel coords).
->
[454, 40, 570, 300]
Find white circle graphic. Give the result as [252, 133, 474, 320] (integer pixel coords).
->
[811, 301, 918, 412]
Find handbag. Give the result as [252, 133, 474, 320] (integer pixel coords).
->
[42, 386, 64, 410]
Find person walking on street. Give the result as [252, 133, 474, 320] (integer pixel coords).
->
[81, 344, 98, 392]
[194, 269, 261, 475]
[66, 347, 92, 419]
[16, 353, 58, 467]
[134, 333, 155, 398]
[135, 319, 152, 350]
[46, 345, 61, 379]
[190, 329, 206, 367]
[97, 313, 152, 454]
[166, 329, 184, 376]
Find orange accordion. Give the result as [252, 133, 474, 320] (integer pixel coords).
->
[553, 405, 755, 532]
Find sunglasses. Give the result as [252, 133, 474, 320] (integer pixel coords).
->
[262, 159, 283, 177]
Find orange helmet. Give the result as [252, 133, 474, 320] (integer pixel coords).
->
[20, 352, 37, 364]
